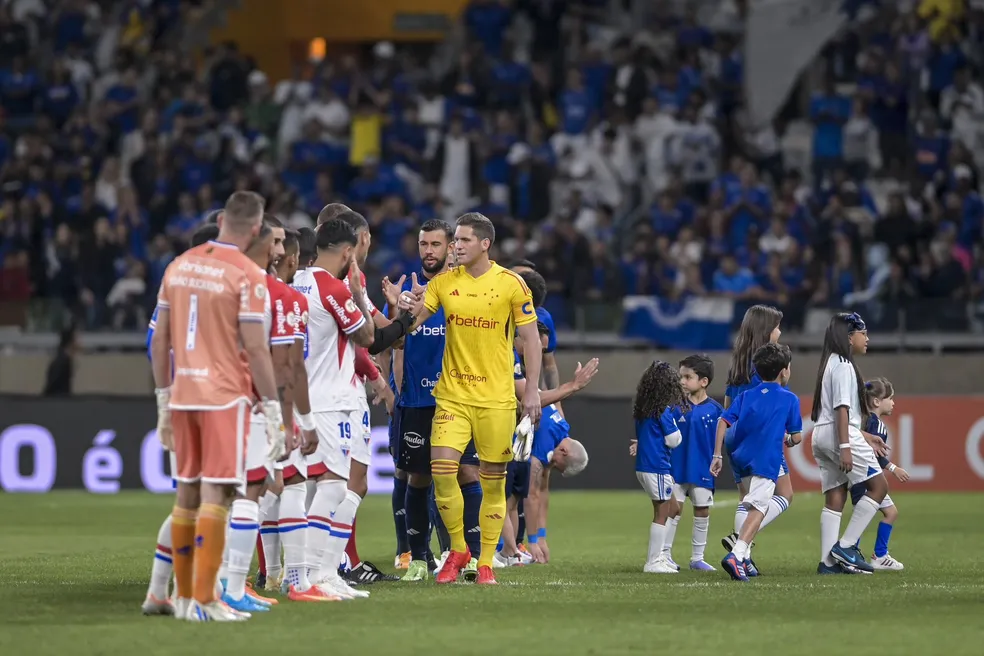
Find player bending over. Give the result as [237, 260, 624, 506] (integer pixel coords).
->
[661, 354, 722, 572]
[721, 305, 787, 577]
[852, 377, 908, 570]
[810, 312, 890, 575]
[152, 191, 287, 622]
[713, 344, 801, 581]
[632, 361, 689, 574]
[141, 221, 218, 616]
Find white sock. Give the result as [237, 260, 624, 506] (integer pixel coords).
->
[280, 482, 310, 592]
[647, 522, 666, 564]
[259, 491, 282, 580]
[734, 505, 747, 535]
[820, 507, 842, 566]
[732, 539, 750, 561]
[691, 515, 709, 562]
[839, 496, 880, 549]
[760, 495, 790, 531]
[661, 516, 679, 558]
[225, 499, 260, 601]
[217, 520, 232, 583]
[306, 479, 347, 583]
[319, 490, 361, 579]
[147, 514, 173, 599]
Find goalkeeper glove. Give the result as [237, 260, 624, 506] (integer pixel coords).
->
[512, 415, 533, 462]
[155, 387, 173, 451]
[261, 399, 287, 462]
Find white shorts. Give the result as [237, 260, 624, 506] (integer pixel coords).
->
[637, 472, 675, 502]
[740, 476, 776, 514]
[279, 446, 307, 480]
[672, 483, 714, 507]
[879, 494, 895, 510]
[352, 397, 372, 467]
[811, 424, 881, 493]
[245, 418, 273, 485]
[308, 409, 366, 479]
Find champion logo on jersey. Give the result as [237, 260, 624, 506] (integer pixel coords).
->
[450, 289, 460, 296]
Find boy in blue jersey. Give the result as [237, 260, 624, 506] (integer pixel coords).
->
[523, 403, 588, 564]
[712, 343, 802, 581]
[633, 360, 690, 574]
[662, 354, 723, 572]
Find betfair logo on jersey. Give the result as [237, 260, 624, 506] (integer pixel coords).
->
[446, 314, 500, 330]
[411, 324, 446, 337]
[448, 369, 488, 384]
[521, 302, 533, 315]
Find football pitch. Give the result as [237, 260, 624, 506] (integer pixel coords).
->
[1, 491, 982, 656]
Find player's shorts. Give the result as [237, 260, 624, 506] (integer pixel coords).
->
[388, 410, 400, 463]
[397, 405, 480, 474]
[431, 398, 516, 464]
[353, 397, 372, 467]
[245, 417, 273, 486]
[169, 451, 178, 490]
[811, 423, 881, 493]
[672, 483, 714, 507]
[506, 460, 531, 499]
[637, 472, 675, 502]
[739, 475, 776, 513]
[307, 409, 365, 480]
[850, 483, 895, 509]
[171, 399, 250, 485]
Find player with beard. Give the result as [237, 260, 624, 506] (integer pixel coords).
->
[291, 218, 413, 599]
[316, 204, 399, 585]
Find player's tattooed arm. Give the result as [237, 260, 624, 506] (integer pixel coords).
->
[347, 273, 378, 347]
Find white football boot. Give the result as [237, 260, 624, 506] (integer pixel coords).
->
[870, 553, 904, 571]
[643, 555, 679, 574]
[185, 599, 250, 622]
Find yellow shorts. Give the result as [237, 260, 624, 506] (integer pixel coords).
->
[431, 398, 517, 464]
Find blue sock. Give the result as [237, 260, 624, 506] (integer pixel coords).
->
[461, 481, 483, 556]
[516, 498, 526, 545]
[497, 537, 504, 552]
[406, 485, 431, 561]
[428, 485, 451, 554]
[874, 522, 893, 558]
[393, 476, 409, 555]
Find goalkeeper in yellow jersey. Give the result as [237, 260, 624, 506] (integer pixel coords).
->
[399, 212, 541, 585]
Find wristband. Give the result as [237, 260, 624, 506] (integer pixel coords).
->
[839, 443, 851, 450]
[527, 534, 538, 544]
[712, 455, 723, 460]
[537, 528, 546, 539]
[296, 412, 315, 431]
[888, 463, 897, 472]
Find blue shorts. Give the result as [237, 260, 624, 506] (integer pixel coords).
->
[506, 460, 531, 500]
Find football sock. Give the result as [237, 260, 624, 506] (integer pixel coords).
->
[306, 479, 347, 582]
[839, 496, 879, 549]
[461, 481, 483, 557]
[431, 460, 466, 553]
[760, 495, 790, 531]
[692, 516, 709, 562]
[820, 507, 842, 566]
[516, 498, 526, 544]
[477, 470, 508, 568]
[193, 503, 229, 604]
[429, 486, 451, 553]
[259, 491, 281, 581]
[279, 482, 310, 591]
[170, 506, 197, 599]
[344, 516, 361, 568]
[393, 476, 409, 555]
[406, 484, 431, 561]
[647, 522, 666, 564]
[148, 514, 173, 600]
[873, 521, 893, 558]
[225, 499, 259, 601]
[662, 515, 680, 557]
[732, 539, 750, 562]
[734, 505, 747, 535]
[320, 490, 359, 579]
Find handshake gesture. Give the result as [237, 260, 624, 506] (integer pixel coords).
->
[382, 272, 426, 317]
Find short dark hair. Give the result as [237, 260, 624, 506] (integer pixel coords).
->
[508, 258, 537, 271]
[204, 209, 222, 224]
[752, 343, 791, 382]
[297, 227, 317, 264]
[316, 218, 358, 251]
[679, 354, 714, 385]
[191, 223, 220, 247]
[317, 203, 352, 226]
[420, 219, 453, 241]
[335, 209, 370, 233]
[263, 213, 284, 229]
[282, 228, 299, 254]
[456, 212, 495, 245]
[519, 270, 547, 308]
[224, 191, 265, 227]
[535, 320, 551, 338]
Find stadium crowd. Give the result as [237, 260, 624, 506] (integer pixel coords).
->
[0, 0, 983, 335]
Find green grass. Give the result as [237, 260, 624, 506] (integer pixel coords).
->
[1, 491, 982, 655]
